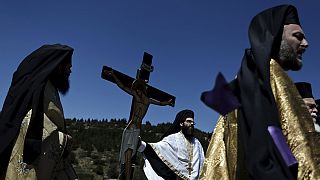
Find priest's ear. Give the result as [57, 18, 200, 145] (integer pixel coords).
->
[180, 122, 184, 127]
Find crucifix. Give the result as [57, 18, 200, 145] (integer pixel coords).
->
[101, 52, 175, 180]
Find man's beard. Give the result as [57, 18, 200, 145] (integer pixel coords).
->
[278, 40, 302, 71]
[315, 114, 320, 125]
[311, 112, 318, 123]
[181, 126, 194, 139]
[51, 74, 70, 95]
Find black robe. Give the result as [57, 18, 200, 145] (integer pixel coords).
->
[0, 44, 73, 175]
[234, 5, 301, 180]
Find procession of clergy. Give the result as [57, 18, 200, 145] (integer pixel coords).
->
[1, 4, 320, 180]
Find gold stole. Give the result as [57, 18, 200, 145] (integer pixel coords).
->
[182, 132, 194, 175]
[200, 59, 320, 180]
[269, 59, 320, 179]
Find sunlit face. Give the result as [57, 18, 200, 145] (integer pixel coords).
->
[180, 117, 195, 138]
[278, 24, 308, 71]
[303, 98, 318, 119]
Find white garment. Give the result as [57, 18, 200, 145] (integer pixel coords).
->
[143, 158, 164, 180]
[142, 132, 205, 180]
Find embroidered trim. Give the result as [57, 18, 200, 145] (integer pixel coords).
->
[15, 156, 32, 175]
[150, 133, 193, 180]
[181, 131, 194, 175]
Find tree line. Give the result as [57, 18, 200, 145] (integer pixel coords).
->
[65, 118, 210, 179]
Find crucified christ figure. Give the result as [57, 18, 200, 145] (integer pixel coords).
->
[105, 69, 174, 180]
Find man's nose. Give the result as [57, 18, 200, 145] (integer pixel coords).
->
[311, 106, 318, 114]
[66, 66, 72, 74]
[301, 38, 309, 48]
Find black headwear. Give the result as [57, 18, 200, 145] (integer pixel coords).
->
[235, 5, 301, 180]
[161, 109, 194, 139]
[284, 7, 300, 25]
[295, 82, 314, 98]
[0, 44, 73, 172]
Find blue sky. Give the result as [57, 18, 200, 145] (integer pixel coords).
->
[1, 1, 319, 133]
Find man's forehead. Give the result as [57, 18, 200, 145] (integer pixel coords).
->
[186, 117, 194, 121]
[303, 98, 316, 105]
[284, 24, 304, 34]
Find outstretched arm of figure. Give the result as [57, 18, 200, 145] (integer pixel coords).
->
[149, 98, 174, 107]
[105, 69, 133, 95]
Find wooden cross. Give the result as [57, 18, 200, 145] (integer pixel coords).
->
[101, 52, 175, 180]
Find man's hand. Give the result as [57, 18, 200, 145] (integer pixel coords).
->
[168, 99, 175, 107]
[137, 137, 147, 153]
[63, 134, 73, 158]
[66, 134, 73, 144]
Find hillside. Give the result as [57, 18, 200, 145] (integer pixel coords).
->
[66, 118, 210, 179]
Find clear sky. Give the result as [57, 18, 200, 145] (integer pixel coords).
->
[1, 1, 319, 133]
